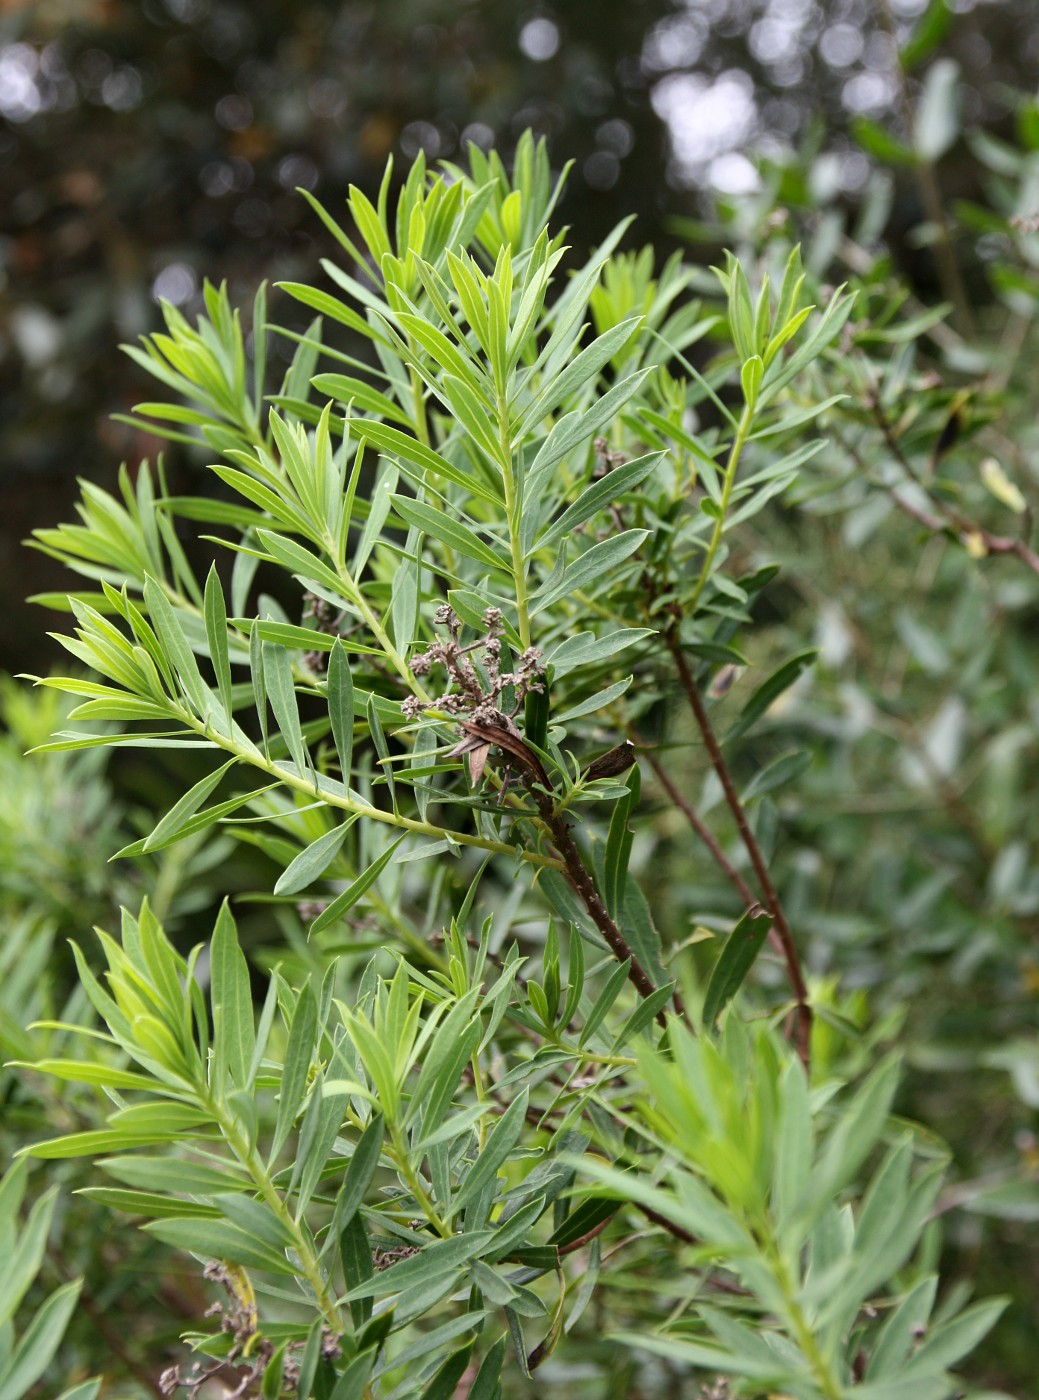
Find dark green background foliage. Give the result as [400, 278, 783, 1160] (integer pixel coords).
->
[2, 2, 1039, 1397]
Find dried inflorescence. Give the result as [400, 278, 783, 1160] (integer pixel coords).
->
[159, 1261, 340, 1396]
[401, 605, 545, 724]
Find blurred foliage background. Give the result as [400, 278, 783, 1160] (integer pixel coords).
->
[3, 0, 1039, 1394]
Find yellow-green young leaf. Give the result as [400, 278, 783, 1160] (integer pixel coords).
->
[210, 901, 255, 1092]
[21, 1130, 184, 1160]
[740, 354, 763, 407]
[981, 457, 1027, 513]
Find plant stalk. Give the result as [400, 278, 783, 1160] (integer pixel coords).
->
[666, 633, 811, 1065]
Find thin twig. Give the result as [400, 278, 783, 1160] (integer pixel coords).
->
[665, 633, 812, 1066]
[639, 740, 788, 959]
[868, 393, 1039, 576]
[458, 714, 686, 1027]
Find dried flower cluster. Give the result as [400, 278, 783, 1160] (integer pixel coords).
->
[401, 605, 545, 723]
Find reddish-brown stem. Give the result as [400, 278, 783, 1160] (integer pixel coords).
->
[666, 632, 812, 1066]
[530, 780, 685, 1027]
[556, 1214, 614, 1257]
[640, 742, 787, 960]
[460, 714, 686, 1027]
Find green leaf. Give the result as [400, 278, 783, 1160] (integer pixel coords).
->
[143, 575, 212, 717]
[327, 638, 356, 780]
[344, 1231, 495, 1301]
[340, 1213, 374, 1328]
[465, 1337, 506, 1400]
[144, 1217, 296, 1275]
[331, 1116, 385, 1239]
[535, 451, 662, 553]
[56, 1384, 101, 1400]
[97, 1156, 249, 1196]
[528, 370, 652, 475]
[390, 496, 510, 572]
[420, 1345, 475, 1400]
[530, 531, 648, 615]
[0, 1188, 57, 1329]
[211, 900, 255, 1091]
[310, 838, 407, 934]
[520, 318, 643, 430]
[555, 676, 633, 723]
[274, 822, 353, 897]
[204, 563, 233, 728]
[702, 907, 773, 1029]
[724, 649, 817, 744]
[900, 0, 952, 70]
[546, 629, 653, 676]
[899, 1297, 1008, 1379]
[869, 1276, 939, 1380]
[452, 1090, 529, 1220]
[579, 960, 632, 1048]
[262, 639, 308, 776]
[140, 758, 237, 852]
[350, 420, 502, 504]
[740, 749, 812, 803]
[77, 1187, 219, 1219]
[271, 981, 319, 1162]
[0, 1281, 81, 1400]
[366, 693, 397, 813]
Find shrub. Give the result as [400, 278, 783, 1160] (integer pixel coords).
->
[16, 125, 1036, 1397]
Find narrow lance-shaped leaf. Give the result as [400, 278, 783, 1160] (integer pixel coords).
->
[0, 1280, 82, 1400]
[535, 452, 663, 552]
[204, 562, 233, 729]
[270, 981, 319, 1163]
[702, 906, 773, 1030]
[210, 900, 255, 1092]
[262, 639, 309, 776]
[390, 496, 510, 572]
[327, 638, 355, 781]
[143, 575, 212, 718]
[140, 758, 238, 853]
[274, 821, 354, 897]
[365, 693, 398, 813]
[310, 836, 407, 935]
